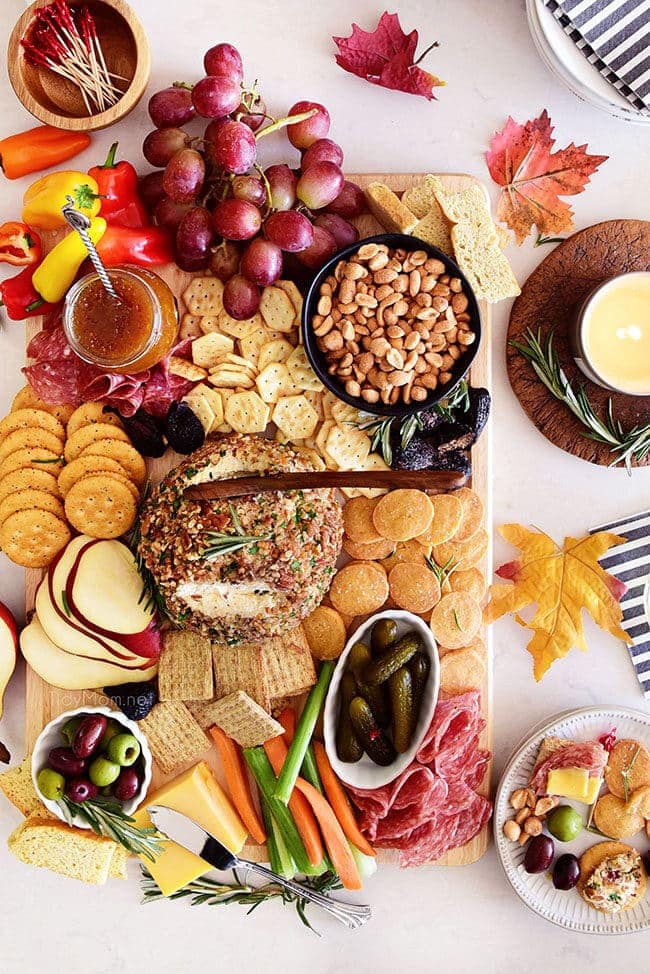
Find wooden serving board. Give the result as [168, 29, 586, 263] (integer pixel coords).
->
[24, 173, 493, 867]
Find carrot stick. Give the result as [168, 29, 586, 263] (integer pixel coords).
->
[294, 776, 362, 890]
[312, 741, 375, 858]
[277, 707, 296, 744]
[263, 736, 324, 868]
[210, 727, 266, 845]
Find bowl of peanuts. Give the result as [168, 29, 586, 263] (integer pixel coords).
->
[302, 234, 481, 417]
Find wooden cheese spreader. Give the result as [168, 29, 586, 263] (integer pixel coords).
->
[184, 468, 467, 501]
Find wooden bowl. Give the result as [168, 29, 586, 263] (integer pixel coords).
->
[7, 0, 151, 131]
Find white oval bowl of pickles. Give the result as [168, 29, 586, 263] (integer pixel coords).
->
[32, 706, 152, 828]
[323, 610, 440, 790]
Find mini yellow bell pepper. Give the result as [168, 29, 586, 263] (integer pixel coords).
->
[22, 170, 102, 231]
[32, 217, 107, 304]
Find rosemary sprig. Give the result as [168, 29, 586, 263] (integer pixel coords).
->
[425, 554, 457, 587]
[140, 868, 343, 935]
[60, 797, 164, 861]
[203, 502, 272, 560]
[622, 744, 641, 803]
[358, 380, 470, 465]
[510, 328, 650, 474]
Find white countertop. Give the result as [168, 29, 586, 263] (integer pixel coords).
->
[1, 1, 649, 970]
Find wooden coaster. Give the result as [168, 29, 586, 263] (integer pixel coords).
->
[507, 219, 650, 467]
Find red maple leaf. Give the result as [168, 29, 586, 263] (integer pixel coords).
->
[485, 109, 608, 244]
[333, 12, 445, 101]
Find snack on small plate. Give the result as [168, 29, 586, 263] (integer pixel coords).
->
[364, 183, 418, 234]
[593, 793, 644, 839]
[138, 702, 209, 775]
[501, 788, 558, 845]
[206, 690, 284, 748]
[604, 739, 650, 799]
[578, 842, 646, 915]
[528, 735, 608, 800]
[158, 631, 214, 702]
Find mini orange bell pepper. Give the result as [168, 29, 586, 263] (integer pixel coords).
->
[0, 126, 90, 180]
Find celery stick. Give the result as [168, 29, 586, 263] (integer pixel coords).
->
[300, 744, 324, 794]
[260, 793, 295, 879]
[243, 746, 311, 874]
[274, 661, 335, 805]
[350, 843, 377, 881]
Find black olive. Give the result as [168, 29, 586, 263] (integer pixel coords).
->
[164, 401, 205, 454]
[103, 406, 167, 458]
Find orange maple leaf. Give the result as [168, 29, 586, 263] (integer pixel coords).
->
[485, 110, 608, 245]
[484, 524, 631, 680]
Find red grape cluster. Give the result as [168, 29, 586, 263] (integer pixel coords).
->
[139, 43, 365, 319]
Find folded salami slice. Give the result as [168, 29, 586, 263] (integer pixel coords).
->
[529, 738, 608, 795]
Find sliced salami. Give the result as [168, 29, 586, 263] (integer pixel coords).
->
[529, 740, 608, 794]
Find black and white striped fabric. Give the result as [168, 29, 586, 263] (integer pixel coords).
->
[591, 509, 650, 696]
[544, 0, 650, 115]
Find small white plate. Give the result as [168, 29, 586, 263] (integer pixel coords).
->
[32, 705, 152, 827]
[323, 610, 439, 790]
[495, 706, 650, 934]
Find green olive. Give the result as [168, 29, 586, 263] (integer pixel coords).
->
[88, 755, 121, 787]
[547, 805, 583, 842]
[370, 619, 398, 656]
[60, 716, 83, 748]
[37, 767, 66, 801]
[106, 733, 141, 767]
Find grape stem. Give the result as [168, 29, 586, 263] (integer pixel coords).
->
[254, 163, 273, 214]
[173, 80, 194, 91]
[255, 109, 318, 141]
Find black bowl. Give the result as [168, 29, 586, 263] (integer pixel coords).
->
[301, 233, 482, 418]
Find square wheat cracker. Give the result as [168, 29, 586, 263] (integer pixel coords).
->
[158, 631, 214, 701]
[212, 643, 270, 710]
[259, 628, 316, 699]
[207, 690, 284, 748]
[138, 702, 209, 774]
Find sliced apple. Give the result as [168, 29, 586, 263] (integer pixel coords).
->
[0, 602, 18, 719]
[66, 540, 161, 660]
[20, 619, 158, 690]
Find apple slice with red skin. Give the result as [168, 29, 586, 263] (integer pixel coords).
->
[20, 619, 158, 690]
[37, 538, 149, 667]
[0, 601, 18, 719]
[65, 539, 161, 660]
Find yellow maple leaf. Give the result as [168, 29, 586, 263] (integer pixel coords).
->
[484, 524, 631, 680]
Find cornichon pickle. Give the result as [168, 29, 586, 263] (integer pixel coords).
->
[349, 697, 396, 766]
[347, 642, 390, 727]
[363, 632, 421, 686]
[409, 652, 430, 728]
[388, 666, 413, 753]
[370, 618, 398, 656]
[336, 672, 363, 762]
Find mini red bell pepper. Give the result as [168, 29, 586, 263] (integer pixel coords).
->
[88, 142, 149, 228]
[0, 222, 42, 267]
[95, 225, 174, 267]
[0, 264, 58, 320]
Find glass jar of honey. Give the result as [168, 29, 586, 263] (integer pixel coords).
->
[63, 265, 178, 373]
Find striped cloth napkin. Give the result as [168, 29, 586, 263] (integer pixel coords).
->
[544, 0, 650, 115]
[591, 509, 650, 696]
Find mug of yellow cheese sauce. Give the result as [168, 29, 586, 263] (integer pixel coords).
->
[63, 265, 178, 374]
[572, 271, 650, 396]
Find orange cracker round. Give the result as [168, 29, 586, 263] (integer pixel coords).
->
[439, 646, 485, 694]
[416, 493, 463, 546]
[64, 423, 131, 462]
[0, 408, 65, 443]
[79, 440, 147, 488]
[429, 592, 482, 650]
[342, 535, 396, 561]
[65, 474, 137, 539]
[448, 567, 486, 601]
[0, 426, 64, 462]
[0, 488, 65, 526]
[11, 386, 75, 426]
[66, 402, 125, 438]
[453, 487, 484, 543]
[388, 561, 441, 614]
[372, 489, 433, 542]
[0, 468, 60, 505]
[381, 538, 431, 572]
[432, 529, 489, 571]
[0, 448, 63, 479]
[329, 561, 389, 617]
[58, 455, 136, 497]
[302, 605, 347, 660]
[0, 508, 70, 568]
[342, 496, 383, 544]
